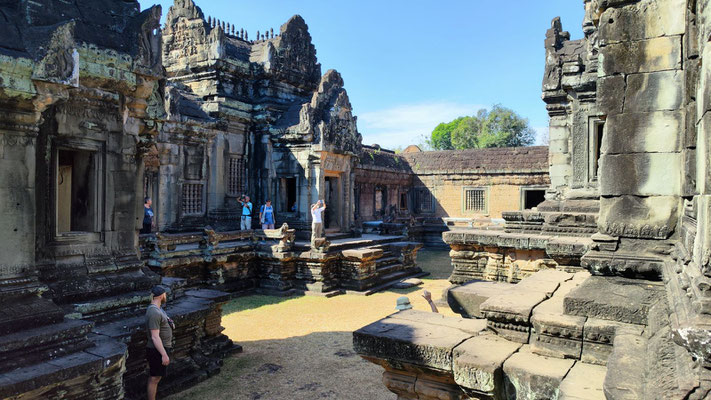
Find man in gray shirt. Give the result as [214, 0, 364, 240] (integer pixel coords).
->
[146, 285, 174, 400]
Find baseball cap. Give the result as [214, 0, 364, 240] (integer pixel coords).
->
[151, 285, 166, 297]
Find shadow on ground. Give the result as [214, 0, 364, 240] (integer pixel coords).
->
[164, 331, 392, 400]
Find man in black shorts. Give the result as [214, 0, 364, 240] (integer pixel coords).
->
[146, 285, 174, 400]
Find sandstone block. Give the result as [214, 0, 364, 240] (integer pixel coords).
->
[598, 195, 679, 239]
[581, 318, 644, 365]
[503, 345, 575, 400]
[597, 75, 625, 115]
[559, 362, 606, 400]
[353, 310, 485, 371]
[603, 332, 646, 400]
[598, 0, 685, 45]
[563, 276, 664, 325]
[603, 111, 683, 154]
[599, 153, 681, 196]
[624, 70, 683, 113]
[600, 36, 681, 76]
[453, 334, 521, 397]
[446, 281, 514, 319]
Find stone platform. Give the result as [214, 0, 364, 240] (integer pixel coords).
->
[355, 268, 701, 399]
[141, 229, 425, 297]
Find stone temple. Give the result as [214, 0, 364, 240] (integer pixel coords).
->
[0, 0, 707, 399]
[355, 0, 711, 399]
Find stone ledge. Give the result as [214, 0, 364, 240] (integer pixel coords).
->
[353, 310, 486, 372]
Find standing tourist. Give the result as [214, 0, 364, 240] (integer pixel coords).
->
[141, 197, 155, 234]
[310, 200, 326, 247]
[239, 194, 252, 230]
[146, 286, 174, 400]
[260, 199, 275, 229]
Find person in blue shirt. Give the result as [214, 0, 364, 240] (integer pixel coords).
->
[141, 197, 155, 234]
[260, 199, 275, 229]
[238, 195, 252, 230]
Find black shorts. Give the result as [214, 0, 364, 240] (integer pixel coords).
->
[146, 347, 170, 377]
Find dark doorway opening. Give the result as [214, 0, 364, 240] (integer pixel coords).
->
[57, 149, 95, 233]
[523, 189, 546, 210]
[280, 177, 297, 213]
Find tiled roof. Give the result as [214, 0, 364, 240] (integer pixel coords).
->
[401, 146, 549, 173]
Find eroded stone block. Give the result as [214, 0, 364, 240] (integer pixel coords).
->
[453, 334, 521, 397]
[624, 70, 684, 113]
[600, 36, 682, 76]
[559, 362, 606, 400]
[563, 276, 664, 325]
[598, 195, 679, 240]
[503, 346, 575, 400]
[603, 111, 683, 154]
[599, 154, 681, 196]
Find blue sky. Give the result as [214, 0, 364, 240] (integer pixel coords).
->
[147, 0, 584, 149]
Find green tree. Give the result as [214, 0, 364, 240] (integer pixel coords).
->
[428, 105, 535, 150]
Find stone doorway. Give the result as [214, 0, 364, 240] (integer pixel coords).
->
[324, 175, 341, 231]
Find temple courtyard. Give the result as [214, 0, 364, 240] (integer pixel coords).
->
[167, 250, 453, 400]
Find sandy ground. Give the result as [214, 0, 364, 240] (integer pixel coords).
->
[167, 249, 454, 400]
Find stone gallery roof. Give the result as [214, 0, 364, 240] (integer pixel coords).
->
[359, 146, 412, 173]
[402, 146, 549, 174]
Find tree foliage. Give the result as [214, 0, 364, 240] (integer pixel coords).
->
[427, 105, 535, 150]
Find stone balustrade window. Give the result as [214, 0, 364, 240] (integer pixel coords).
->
[463, 187, 488, 213]
[227, 157, 246, 196]
[182, 183, 204, 215]
[415, 187, 434, 213]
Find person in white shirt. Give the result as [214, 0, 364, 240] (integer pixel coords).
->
[310, 200, 326, 247]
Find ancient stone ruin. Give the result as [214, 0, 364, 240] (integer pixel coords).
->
[355, 0, 711, 399]
[0, 0, 552, 398]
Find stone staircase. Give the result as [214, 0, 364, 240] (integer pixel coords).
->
[356, 268, 703, 399]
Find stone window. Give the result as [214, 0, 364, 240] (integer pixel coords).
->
[399, 191, 408, 211]
[182, 183, 204, 215]
[414, 187, 434, 213]
[520, 187, 546, 210]
[184, 146, 204, 180]
[589, 119, 604, 182]
[374, 186, 386, 213]
[227, 157, 246, 196]
[463, 187, 488, 213]
[279, 177, 297, 213]
[55, 147, 103, 235]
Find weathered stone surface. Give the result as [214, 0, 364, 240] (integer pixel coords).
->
[503, 345, 575, 400]
[600, 36, 682, 76]
[453, 334, 521, 397]
[559, 362, 606, 400]
[597, 195, 679, 239]
[446, 281, 514, 319]
[563, 276, 664, 325]
[598, 0, 686, 45]
[599, 154, 681, 196]
[624, 70, 684, 113]
[582, 318, 644, 365]
[353, 310, 485, 371]
[602, 332, 646, 399]
[603, 111, 683, 154]
[597, 76, 625, 115]
[530, 275, 589, 359]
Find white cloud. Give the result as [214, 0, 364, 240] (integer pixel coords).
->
[358, 102, 483, 149]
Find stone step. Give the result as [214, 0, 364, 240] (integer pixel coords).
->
[445, 280, 515, 319]
[563, 275, 665, 325]
[0, 318, 94, 374]
[345, 270, 428, 296]
[0, 336, 126, 400]
[70, 290, 150, 323]
[503, 345, 575, 400]
[375, 256, 400, 268]
[559, 362, 606, 400]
